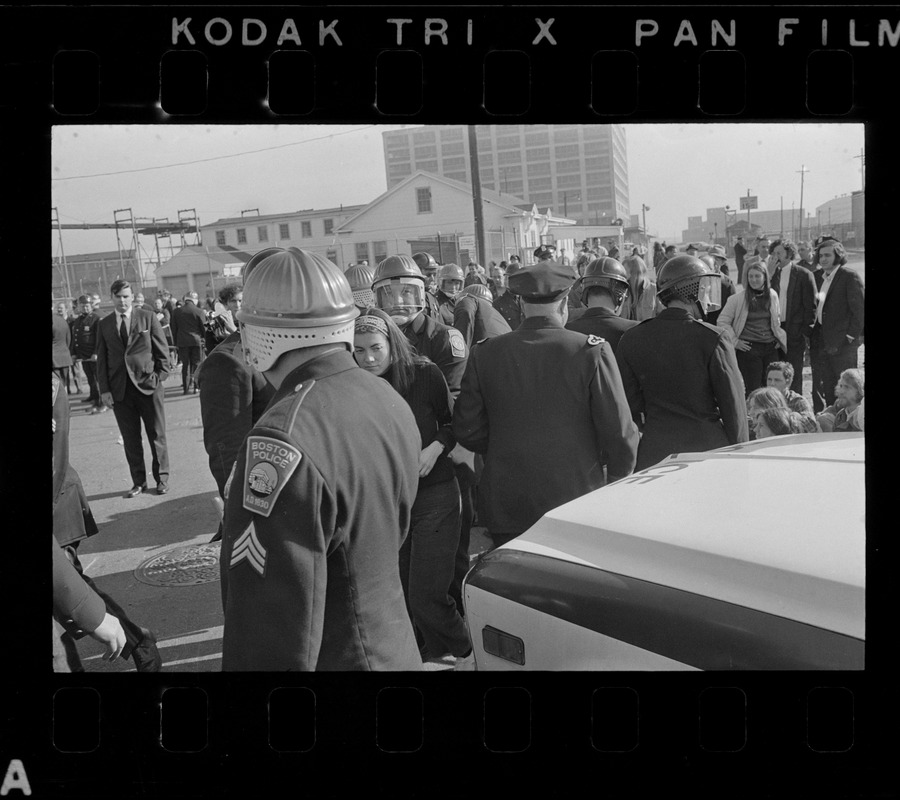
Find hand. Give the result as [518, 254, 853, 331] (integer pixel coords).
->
[735, 340, 752, 352]
[418, 441, 444, 478]
[52, 418, 57, 434]
[90, 613, 127, 661]
[101, 392, 114, 408]
[91, 354, 98, 361]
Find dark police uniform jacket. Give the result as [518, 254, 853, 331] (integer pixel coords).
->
[565, 306, 638, 353]
[405, 313, 468, 399]
[492, 291, 523, 331]
[53, 373, 98, 548]
[197, 332, 277, 498]
[615, 307, 749, 471]
[70, 311, 100, 359]
[434, 290, 457, 327]
[452, 316, 638, 536]
[453, 294, 512, 349]
[219, 349, 423, 671]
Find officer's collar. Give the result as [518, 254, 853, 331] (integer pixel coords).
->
[520, 315, 566, 330]
[581, 306, 617, 318]
[283, 347, 358, 384]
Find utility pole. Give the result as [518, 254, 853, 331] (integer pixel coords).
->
[746, 188, 751, 231]
[780, 195, 784, 237]
[797, 164, 809, 242]
[467, 125, 487, 265]
[642, 203, 649, 239]
[853, 147, 865, 190]
[51, 207, 71, 299]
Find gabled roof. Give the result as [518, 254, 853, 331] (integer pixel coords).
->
[164, 245, 255, 266]
[337, 170, 535, 231]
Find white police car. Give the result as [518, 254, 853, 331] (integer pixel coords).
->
[462, 433, 865, 670]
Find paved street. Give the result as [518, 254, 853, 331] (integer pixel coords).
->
[66, 375, 491, 672]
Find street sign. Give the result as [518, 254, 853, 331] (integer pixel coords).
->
[740, 195, 758, 210]
[458, 234, 476, 252]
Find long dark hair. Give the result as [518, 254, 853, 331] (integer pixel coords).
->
[744, 263, 771, 312]
[356, 306, 429, 397]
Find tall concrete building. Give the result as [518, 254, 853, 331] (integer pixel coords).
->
[382, 125, 630, 227]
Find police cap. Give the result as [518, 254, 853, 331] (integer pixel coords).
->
[533, 243, 557, 260]
[508, 260, 574, 303]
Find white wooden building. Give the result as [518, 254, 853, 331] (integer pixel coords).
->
[155, 245, 254, 300]
[335, 171, 576, 267]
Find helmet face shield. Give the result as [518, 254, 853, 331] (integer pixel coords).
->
[374, 277, 426, 326]
[440, 279, 463, 298]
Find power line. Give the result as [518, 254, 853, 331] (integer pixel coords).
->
[52, 125, 379, 182]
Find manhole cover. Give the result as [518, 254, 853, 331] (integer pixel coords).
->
[135, 542, 221, 587]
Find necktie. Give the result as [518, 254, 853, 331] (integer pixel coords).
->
[120, 314, 129, 347]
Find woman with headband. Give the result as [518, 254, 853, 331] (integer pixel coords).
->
[353, 308, 473, 669]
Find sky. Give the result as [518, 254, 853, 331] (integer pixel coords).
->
[51, 123, 864, 259]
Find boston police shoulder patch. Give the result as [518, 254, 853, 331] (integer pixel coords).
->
[448, 328, 467, 358]
[586, 334, 605, 346]
[242, 435, 302, 518]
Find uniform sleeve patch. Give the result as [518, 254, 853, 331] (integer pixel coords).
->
[448, 329, 468, 358]
[242, 435, 302, 518]
[229, 520, 267, 577]
[587, 335, 606, 346]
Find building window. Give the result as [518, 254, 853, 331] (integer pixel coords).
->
[557, 174, 582, 188]
[356, 242, 370, 263]
[497, 151, 520, 165]
[416, 160, 438, 173]
[279, 223, 290, 239]
[441, 141, 464, 156]
[440, 127, 463, 141]
[324, 219, 334, 235]
[237, 228, 247, 245]
[326, 248, 338, 265]
[301, 221, 312, 238]
[505, 180, 524, 195]
[215, 230, 226, 246]
[553, 128, 580, 143]
[442, 156, 466, 171]
[524, 131, 550, 147]
[416, 187, 433, 214]
[414, 145, 438, 159]
[257, 226, 268, 242]
[373, 241, 388, 263]
[529, 162, 552, 177]
[557, 159, 582, 175]
[525, 146, 550, 160]
[531, 192, 553, 206]
[555, 144, 580, 158]
[528, 177, 552, 191]
[446, 172, 469, 183]
[495, 135, 520, 150]
[413, 130, 436, 144]
[389, 163, 413, 177]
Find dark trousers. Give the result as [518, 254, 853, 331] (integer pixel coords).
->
[112, 381, 169, 486]
[178, 345, 202, 392]
[736, 340, 780, 397]
[80, 359, 100, 405]
[810, 328, 859, 412]
[54, 544, 147, 671]
[448, 462, 475, 616]
[399, 478, 470, 659]
[776, 333, 807, 395]
[53, 366, 76, 393]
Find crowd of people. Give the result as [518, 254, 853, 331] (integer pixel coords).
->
[52, 231, 864, 672]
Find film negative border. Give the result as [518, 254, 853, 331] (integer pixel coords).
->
[3, 2, 892, 796]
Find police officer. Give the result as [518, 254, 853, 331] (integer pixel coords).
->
[565, 257, 638, 352]
[412, 251, 439, 294]
[490, 263, 523, 331]
[615, 255, 749, 471]
[453, 260, 639, 549]
[344, 262, 376, 312]
[70, 294, 104, 413]
[453, 283, 511, 350]
[373, 255, 468, 396]
[220, 247, 423, 671]
[534, 243, 557, 262]
[433, 263, 465, 326]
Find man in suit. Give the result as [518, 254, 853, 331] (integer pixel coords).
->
[170, 290, 207, 393]
[808, 236, 865, 412]
[769, 239, 817, 395]
[96, 279, 171, 497]
[452, 260, 638, 549]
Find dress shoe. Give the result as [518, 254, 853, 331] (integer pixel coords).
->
[124, 484, 147, 498]
[132, 628, 162, 672]
[156, 482, 169, 495]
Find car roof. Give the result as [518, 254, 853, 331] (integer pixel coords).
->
[506, 434, 865, 639]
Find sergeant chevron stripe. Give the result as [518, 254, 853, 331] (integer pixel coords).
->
[230, 521, 267, 576]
